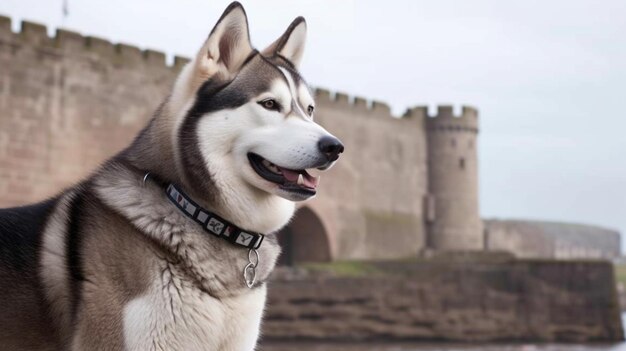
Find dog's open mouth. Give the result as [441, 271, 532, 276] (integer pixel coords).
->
[248, 153, 319, 195]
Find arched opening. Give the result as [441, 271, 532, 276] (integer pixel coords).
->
[275, 207, 331, 266]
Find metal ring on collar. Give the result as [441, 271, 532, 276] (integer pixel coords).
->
[244, 262, 256, 288]
[248, 248, 259, 267]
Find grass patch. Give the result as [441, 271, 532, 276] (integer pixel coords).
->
[300, 261, 381, 277]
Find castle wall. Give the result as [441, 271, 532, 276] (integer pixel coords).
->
[484, 219, 621, 260]
[309, 92, 429, 260]
[0, 17, 181, 206]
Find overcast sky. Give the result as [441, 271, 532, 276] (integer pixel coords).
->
[2, 0, 625, 249]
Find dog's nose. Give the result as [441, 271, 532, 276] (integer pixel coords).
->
[318, 136, 344, 162]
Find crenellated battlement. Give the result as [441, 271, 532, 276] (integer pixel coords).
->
[0, 15, 189, 71]
[312, 85, 478, 131]
[314, 88, 393, 117]
[423, 105, 479, 133]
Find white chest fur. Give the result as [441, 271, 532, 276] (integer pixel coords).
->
[123, 261, 267, 351]
[95, 168, 280, 350]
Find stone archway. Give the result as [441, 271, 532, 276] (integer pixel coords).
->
[276, 207, 331, 266]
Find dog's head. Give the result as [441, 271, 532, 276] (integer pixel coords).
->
[169, 2, 343, 203]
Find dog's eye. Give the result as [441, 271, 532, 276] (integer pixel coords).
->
[259, 99, 280, 112]
[307, 105, 315, 116]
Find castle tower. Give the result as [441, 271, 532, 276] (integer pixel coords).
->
[425, 106, 482, 250]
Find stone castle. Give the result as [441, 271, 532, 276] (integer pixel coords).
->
[0, 17, 620, 263]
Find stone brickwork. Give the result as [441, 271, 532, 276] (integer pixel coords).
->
[0, 16, 181, 206]
[264, 257, 624, 342]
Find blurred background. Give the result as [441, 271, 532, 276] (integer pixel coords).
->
[1, 0, 625, 350]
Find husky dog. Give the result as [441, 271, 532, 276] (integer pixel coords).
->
[0, 2, 343, 350]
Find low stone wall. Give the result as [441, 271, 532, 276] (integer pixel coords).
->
[483, 219, 621, 260]
[263, 256, 623, 343]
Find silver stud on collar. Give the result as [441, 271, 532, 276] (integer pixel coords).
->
[243, 248, 259, 288]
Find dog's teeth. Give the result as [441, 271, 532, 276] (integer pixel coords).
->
[297, 174, 304, 185]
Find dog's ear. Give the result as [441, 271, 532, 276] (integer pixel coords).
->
[195, 2, 253, 80]
[262, 17, 307, 68]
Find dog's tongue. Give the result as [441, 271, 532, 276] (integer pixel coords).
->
[280, 168, 319, 189]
